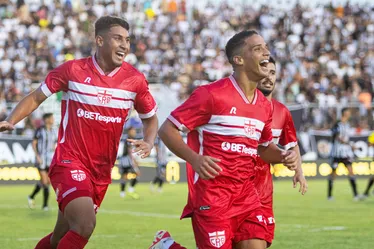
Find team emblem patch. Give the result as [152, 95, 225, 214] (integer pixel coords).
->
[244, 120, 256, 137]
[71, 170, 86, 182]
[208, 231, 225, 248]
[97, 90, 113, 104]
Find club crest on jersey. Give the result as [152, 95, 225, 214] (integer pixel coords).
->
[71, 170, 86, 182]
[97, 90, 113, 104]
[244, 120, 256, 138]
[208, 231, 225, 248]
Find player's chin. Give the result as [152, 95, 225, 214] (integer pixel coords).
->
[111, 56, 124, 67]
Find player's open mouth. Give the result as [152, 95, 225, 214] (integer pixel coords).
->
[259, 59, 269, 69]
[115, 52, 126, 60]
[261, 79, 273, 88]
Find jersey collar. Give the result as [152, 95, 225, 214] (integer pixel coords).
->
[92, 54, 121, 77]
[229, 75, 257, 105]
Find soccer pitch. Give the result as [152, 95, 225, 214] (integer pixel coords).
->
[0, 179, 373, 249]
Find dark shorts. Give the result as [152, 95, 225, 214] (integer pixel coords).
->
[120, 166, 136, 175]
[35, 163, 50, 172]
[156, 164, 167, 178]
[331, 158, 352, 169]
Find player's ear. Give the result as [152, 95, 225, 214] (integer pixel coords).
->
[233, 55, 244, 66]
[96, 35, 104, 47]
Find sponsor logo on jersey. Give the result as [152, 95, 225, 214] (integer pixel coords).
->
[244, 120, 256, 137]
[97, 90, 113, 104]
[221, 142, 257, 155]
[208, 231, 225, 248]
[71, 170, 86, 182]
[76, 108, 122, 124]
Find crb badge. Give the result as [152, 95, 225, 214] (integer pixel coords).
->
[244, 120, 256, 138]
[97, 90, 113, 104]
[208, 231, 225, 248]
[71, 170, 86, 182]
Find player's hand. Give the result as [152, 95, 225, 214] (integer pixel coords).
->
[293, 170, 308, 195]
[0, 121, 14, 132]
[281, 150, 298, 170]
[127, 139, 153, 159]
[191, 155, 222, 180]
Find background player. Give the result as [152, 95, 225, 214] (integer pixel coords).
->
[28, 113, 57, 211]
[152, 30, 299, 249]
[119, 126, 140, 199]
[0, 16, 158, 249]
[255, 57, 307, 246]
[363, 131, 374, 197]
[150, 136, 168, 193]
[328, 108, 360, 201]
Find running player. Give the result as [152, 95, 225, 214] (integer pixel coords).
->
[255, 57, 307, 246]
[150, 136, 168, 193]
[150, 30, 298, 249]
[328, 108, 359, 201]
[28, 113, 57, 211]
[119, 126, 140, 199]
[0, 16, 158, 249]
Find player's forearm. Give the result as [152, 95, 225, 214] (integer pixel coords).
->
[6, 88, 47, 125]
[141, 114, 158, 145]
[258, 143, 284, 164]
[158, 120, 198, 163]
[291, 145, 303, 173]
[32, 140, 38, 155]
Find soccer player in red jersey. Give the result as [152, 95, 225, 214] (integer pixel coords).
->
[254, 56, 308, 247]
[0, 16, 158, 249]
[151, 30, 298, 249]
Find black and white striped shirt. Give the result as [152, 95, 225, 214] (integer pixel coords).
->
[330, 121, 353, 159]
[34, 126, 57, 168]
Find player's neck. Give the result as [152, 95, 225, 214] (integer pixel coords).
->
[45, 124, 52, 130]
[266, 94, 272, 101]
[232, 72, 257, 102]
[94, 53, 118, 75]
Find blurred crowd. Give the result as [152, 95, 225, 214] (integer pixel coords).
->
[0, 0, 373, 134]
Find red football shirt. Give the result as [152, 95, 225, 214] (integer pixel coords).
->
[255, 98, 298, 207]
[168, 76, 273, 219]
[41, 56, 157, 185]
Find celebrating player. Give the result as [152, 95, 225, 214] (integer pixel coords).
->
[0, 16, 158, 249]
[119, 126, 141, 199]
[28, 113, 57, 211]
[151, 30, 298, 249]
[255, 57, 307, 246]
[328, 108, 359, 201]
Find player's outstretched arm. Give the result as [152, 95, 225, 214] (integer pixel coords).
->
[158, 119, 222, 180]
[128, 114, 158, 159]
[0, 87, 47, 132]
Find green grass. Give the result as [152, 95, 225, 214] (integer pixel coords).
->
[0, 179, 373, 249]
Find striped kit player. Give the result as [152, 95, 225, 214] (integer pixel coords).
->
[328, 108, 360, 201]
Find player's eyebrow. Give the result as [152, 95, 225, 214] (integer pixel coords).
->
[251, 43, 268, 49]
[112, 34, 130, 40]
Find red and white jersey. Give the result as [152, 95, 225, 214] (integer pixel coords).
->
[41, 56, 157, 185]
[255, 99, 298, 206]
[270, 99, 297, 150]
[168, 76, 273, 219]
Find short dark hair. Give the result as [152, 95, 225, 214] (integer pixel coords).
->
[225, 30, 259, 66]
[341, 107, 350, 115]
[43, 113, 53, 120]
[95, 16, 130, 37]
[269, 56, 276, 65]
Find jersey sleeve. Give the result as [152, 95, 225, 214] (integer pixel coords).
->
[40, 61, 72, 97]
[168, 86, 213, 132]
[134, 77, 157, 119]
[259, 109, 273, 147]
[279, 109, 298, 150]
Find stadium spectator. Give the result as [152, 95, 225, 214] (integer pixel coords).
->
[0, 0, 373, 132]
